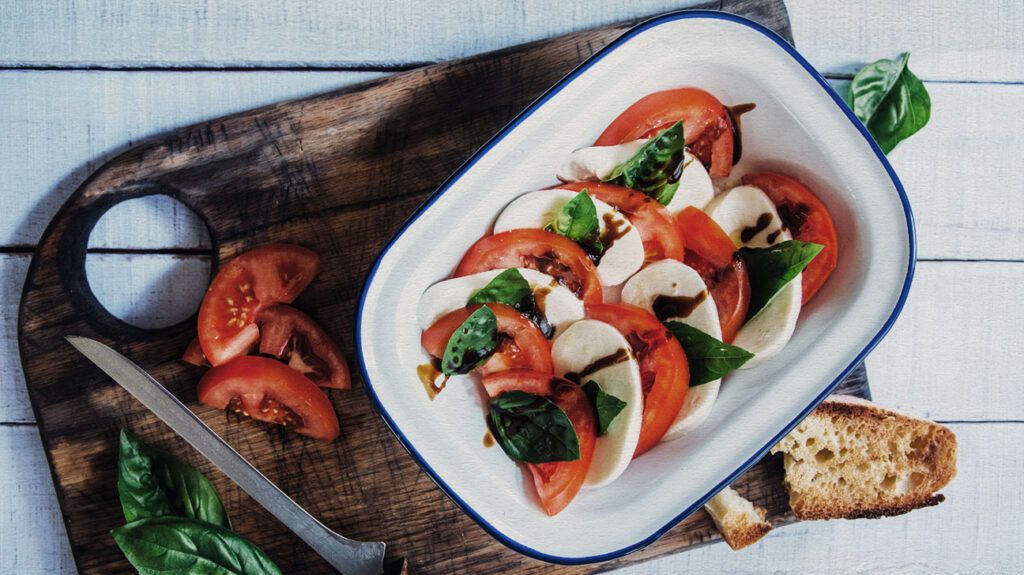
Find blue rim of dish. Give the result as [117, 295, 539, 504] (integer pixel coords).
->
[355, 9, 916, 565]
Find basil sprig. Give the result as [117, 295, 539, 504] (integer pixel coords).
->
[468, 269, 553, 338]
[582, 381, 626, 436]
[547, 189, 603, 256]
[604, 120, 685, 205]
[665, 322, 754, 386]
[739, 240, 823, 319]
[118, 429, 230, 528]
[441, 305, 498, 375]
[489, 390, 580, 463]
[847, 52, 931, 153]
[112, 517, 282, 575]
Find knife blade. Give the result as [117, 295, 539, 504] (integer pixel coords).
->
[67, 335, 387, 575]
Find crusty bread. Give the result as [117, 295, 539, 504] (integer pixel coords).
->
[704, 487, 772, 550]
[771, 395, 957, 520]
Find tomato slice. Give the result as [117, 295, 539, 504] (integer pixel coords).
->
[197, 356, 339, 442]
[255, 304, 350, 389]
[421, 303, 553, 375]
[742, 172, 839, 304]
[676, 206, 736, 269]
[482, 369, 596, 516]
[586, 303, 689, 456]
[558, 182, 685, 263]
[453, 229, 602, 305]
[198, 244, 320, 366]
[182, 337, 209, 367]
[684, 250, 750, 344]
[596, 87, 736, 178]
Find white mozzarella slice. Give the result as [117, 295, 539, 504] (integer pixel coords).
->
[551, 319, 643, 489]
[556, 140, 646, 182]
[416, 268, 584, 337]
[620, 259, 723, 440]
[704, 184, 788, 248]
[493, 189, 644, 286]
[668, 152, 715, 214]
[733, 274, 802, 370]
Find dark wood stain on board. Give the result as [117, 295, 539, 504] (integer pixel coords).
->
[16, 3, 867, 573]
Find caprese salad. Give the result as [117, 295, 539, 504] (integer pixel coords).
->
[417, 87, 839, 516]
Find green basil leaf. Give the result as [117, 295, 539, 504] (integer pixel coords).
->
[441, 305, 498, 375]
[548, 189, 603, 255]
[489, 390, 580, 463]
[665, 322, 754, 386]
[582, 381, 626, 436]
[739, 240, 823, 319]
[604, 120, 685, 205]
[848, 53, 931, 153]
[118, 429, 230, 529]
[467, 269, 532, 310]
[112, 516, 281, 575]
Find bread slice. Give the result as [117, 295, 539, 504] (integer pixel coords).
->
[704, 487, 772, 550]
[771, 395, 957, 520]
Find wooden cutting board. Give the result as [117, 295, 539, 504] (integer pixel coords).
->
[18, 1, 869, 572]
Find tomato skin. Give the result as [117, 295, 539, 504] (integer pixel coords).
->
[684, 250, 750, 344]
[197, 356, 339, 442]
[742, 172, 839, 304]
[482, 370, 595, 516]
[558, 182, 685, 263]
[198, 244, 320, 366]
[454, 229, 602, 305]
[675, 206, 736, 269]
[585, 304, 689, 456]
[255, 304, 350, 389]
[420, 304, 553, 375]
[182, 337, 210, 367]
[596, 87, 736, 177]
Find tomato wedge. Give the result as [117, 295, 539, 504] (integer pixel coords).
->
[742, 172, 839, 304]
[482, 370, 595, 516]
[586, 303, 689, 456]
[596, 87, 736, 178]
[197, 356, 339, 442]
[454, 229, 602, 305]
[558, 182, 685, 263]
[421, 304, 553, 375]
[255, 304, 350, 389]
[181, 337, 209, 367]
[198, 244, 320, 366]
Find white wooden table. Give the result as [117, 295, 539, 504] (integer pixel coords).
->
[1, 1, 1021, 572]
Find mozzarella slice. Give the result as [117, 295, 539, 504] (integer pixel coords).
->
[551, 319, 643, 489]
[417, 268, 584, 337]
[493, 189, 644, 286]
[670, 152, 715, 213]
[704, 184, 787, 248]
[706, 184, 802, 367]
[620, 260, 723, 440]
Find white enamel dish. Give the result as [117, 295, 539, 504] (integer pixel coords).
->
[357, 10, 915, 564]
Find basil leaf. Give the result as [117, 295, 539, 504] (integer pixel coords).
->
[489, 390, 580, 463]
[112, 517, 281, 575]
[548, 189, 603, 255]
[604, 120, 685, 205]
[441, 305, 498, 375]
[739, 240, 823, 319]
[848, 53, 931, 153]
[665, 322, 754, 386]
[118, 429, 230, 529]
[582, 381, 626, 436]
[468, 269, 532, 310]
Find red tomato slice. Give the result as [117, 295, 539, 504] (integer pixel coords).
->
[684, 250, 750, 344]
[482, 369, 596, 516]
[586, 303, 689, 456]
[198, 244, 320, 366]
[182, 337, 209, 367]
[596, 87, 736, 177]
[675, 206, 736, 269]
[421, 304, 553, 375]
[742, 172, 839, 304]
[453, 229, 602, 305]
[558, 182, 685, 263]
[255, 304, 350, 389]
[197, 356, 339, 442]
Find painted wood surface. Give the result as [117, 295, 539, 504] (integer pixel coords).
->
[1, 0, 1021, 573]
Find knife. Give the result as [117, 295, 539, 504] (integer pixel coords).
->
[67, 336, 392, 575]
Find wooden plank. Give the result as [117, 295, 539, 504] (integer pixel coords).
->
[1, 1, 1021, 82]
[3, 73, 1023, 260]
[1, 421, 1014, 574]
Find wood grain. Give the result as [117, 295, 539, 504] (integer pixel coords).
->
[15, 4, 867, 573]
